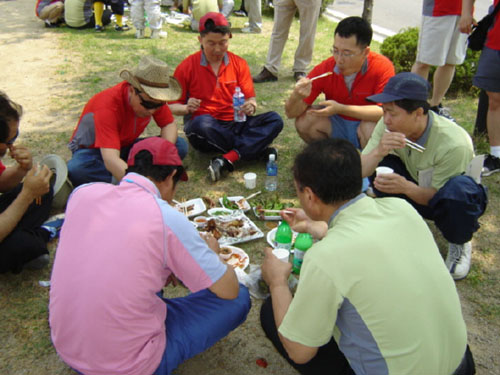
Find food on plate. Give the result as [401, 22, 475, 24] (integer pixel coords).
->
[219, 247, 233, 260]
[222, 194, 239, 210]
[252, 194, 294, 219]
[176, 203, 195, 215]
[193, 216, 207, 228]
[202, 196, 216, 208]
[205, 218, 257, 240]
[209, 209, 231, 216]
[218, 247, 248, 269]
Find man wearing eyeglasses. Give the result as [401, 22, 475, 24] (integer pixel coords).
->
[0, 92, 55, 274]
[67, 56, 188, 187]
[285, 16, 395, 150]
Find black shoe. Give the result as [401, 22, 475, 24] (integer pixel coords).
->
[234, 9, 247, 17]
[253, 67, 278, 83]
[208, 157, 234, 182]
[23, 254, 50, 270]
[430, 103, 456, 122]
[115, 24, 130, 31]
[95, 24, 104, 32]
[482, 154, 500, 177]
[260, 147, 278, 162]
[294, 72, 306, 82]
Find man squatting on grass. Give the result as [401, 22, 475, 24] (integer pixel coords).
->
[361, 72, 488, 281]
[261, 138, 476, 375]
[169, 12, 283, 182]
[67, 56, 188, 187]
[50, 137, 250, 375]
[0, 92, 56, 274]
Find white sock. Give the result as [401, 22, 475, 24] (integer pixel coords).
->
[490, 146, 500, 158]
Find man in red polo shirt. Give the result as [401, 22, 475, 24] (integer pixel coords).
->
[67, 56, 188, 187]
[170, 12, 283, 182]
[285, 16, 394, 150]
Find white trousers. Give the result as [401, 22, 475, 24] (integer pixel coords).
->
[130, 0, 163, 30]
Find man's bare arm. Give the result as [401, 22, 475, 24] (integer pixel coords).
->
[101, 148, 128, 182]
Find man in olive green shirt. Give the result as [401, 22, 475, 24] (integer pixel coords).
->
[361, 72, 487, 280]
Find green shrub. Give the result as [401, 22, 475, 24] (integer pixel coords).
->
[380, 27, 481, 96]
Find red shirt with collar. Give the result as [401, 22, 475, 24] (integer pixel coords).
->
[422, 0, 462, 17]
[173, 50, 256, 122]
[486, 0, 500, 50]
[304, 51, 395, 121]
[69, 81, 174, 151]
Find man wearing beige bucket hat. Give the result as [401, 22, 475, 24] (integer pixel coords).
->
[67, 56, 188, 187]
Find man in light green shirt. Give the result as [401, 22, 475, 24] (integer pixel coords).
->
[260, 138, 475, 375]
[361, 72, 487, 281]
[183, 0, 233, 31]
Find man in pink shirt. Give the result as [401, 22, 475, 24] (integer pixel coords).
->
[49, 137, 250, 375]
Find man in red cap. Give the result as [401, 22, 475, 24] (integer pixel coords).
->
[170, 12, 283, 182]
[50, 137, 250, 375]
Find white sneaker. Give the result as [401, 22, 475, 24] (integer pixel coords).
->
[446, 242, 472, 280]
[135, 29, 144, 39]
[151, 29, 167, 39]
[241, 26, 261, 34]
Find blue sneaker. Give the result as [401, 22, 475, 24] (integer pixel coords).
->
[42, 213, 65, 240]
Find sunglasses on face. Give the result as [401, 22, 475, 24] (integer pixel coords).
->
[4, 129, 19, 145]
[134, 89, 165, 110]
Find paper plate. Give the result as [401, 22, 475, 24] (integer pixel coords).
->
[219, 196, 251, 212]
[176, 198, 206, 218]
[219, 245, 249, 270]
[266, 226, 299, 249]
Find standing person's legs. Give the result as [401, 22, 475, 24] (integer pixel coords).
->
[154, 286, 251, 375]
[233, 111, 283, 160]
[220, 0, 234, 19]
[293, 0, 321, 74]
[260, 297, 355, 375]
[486, 90, 500, 156]
[130, 0, 146, 31]
[264, 0, 297, 76]
[245, 0, 262, 30]
[145, 0, 163, 31]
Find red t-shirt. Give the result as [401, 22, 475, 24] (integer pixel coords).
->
[69, 81, 175, 151]
[486, 0, 500, 50]
[173, 51, 256, 122]
[0, 161, 5, 176]
[304, 52, 395, 121]
[423, 0, 462, 17]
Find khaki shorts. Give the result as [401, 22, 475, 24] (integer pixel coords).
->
[416, 15, 467, 66]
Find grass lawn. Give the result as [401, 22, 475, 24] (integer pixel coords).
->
[0, 4, 499, 374]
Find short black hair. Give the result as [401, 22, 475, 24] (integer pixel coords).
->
[394, 99, 430, 115]
[334, 16, 373, 47]
[293, 139, 362, 205]
[0, 91, 22, 142]
[126, 150, 185, 186]
[200, 18, 231, 36]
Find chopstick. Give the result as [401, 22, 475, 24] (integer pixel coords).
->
[257, 209, 294, 214]
[245, 190, 261, 200]
[309, 71, 333, 82]
[385, 129, 425, 153]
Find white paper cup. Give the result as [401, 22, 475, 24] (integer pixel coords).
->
[244, 172, 257, 189]
[375, 166, 394, 176]
[272, 248, 290, 263]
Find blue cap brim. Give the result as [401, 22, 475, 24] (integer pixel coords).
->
[366, 93, 404, 103]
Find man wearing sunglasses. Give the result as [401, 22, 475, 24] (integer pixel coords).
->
[67, 56, 189, 187]
[285, 16, 395, 150]
[0, 92, 55, 274]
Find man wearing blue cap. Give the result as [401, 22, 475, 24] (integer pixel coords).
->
[361, 72, 488, 280]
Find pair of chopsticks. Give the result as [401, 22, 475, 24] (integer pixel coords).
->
[245, 190, 261, 200]
[295, 71, 333, 86]
[258, 209, 293, 214]
[385, 129, 425, 153]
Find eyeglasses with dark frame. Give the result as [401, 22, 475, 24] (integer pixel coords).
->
[330, 47, 365, 59]
[4, 129, 19, 145]
[134, 88, 166, 110]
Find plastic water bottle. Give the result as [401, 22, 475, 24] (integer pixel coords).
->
[275, 221, 293, 250]
[292, 233, 313, 275]
[233, 86, 246, 122]
[265, 154, 278, 191]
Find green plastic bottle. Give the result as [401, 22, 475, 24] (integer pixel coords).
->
[292, 233, 313, 274]
[275, 221, 292, 250]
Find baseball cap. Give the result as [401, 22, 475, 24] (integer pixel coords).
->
[127, 137, 188, 181]
[199, 12, 230, 33]
[367, 72, 431, 103]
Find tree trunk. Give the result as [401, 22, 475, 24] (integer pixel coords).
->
[362, 0, 373, 24]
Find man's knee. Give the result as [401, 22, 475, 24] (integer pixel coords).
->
[487, 91, 500, 110]
[185, 115, 215, 135]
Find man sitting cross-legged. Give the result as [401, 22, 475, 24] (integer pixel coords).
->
[169, 12, 283, 182]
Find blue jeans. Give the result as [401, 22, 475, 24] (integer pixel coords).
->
[329, 115, 361, 150]
[371, 155, 488, 244]
[184, 112, 283, 161]
[68, 137, 188, 187]
[154, 285, 251, 375]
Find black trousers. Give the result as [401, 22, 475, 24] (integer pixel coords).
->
[260, 297, 355, 375]
[0, 184, 53, 274]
